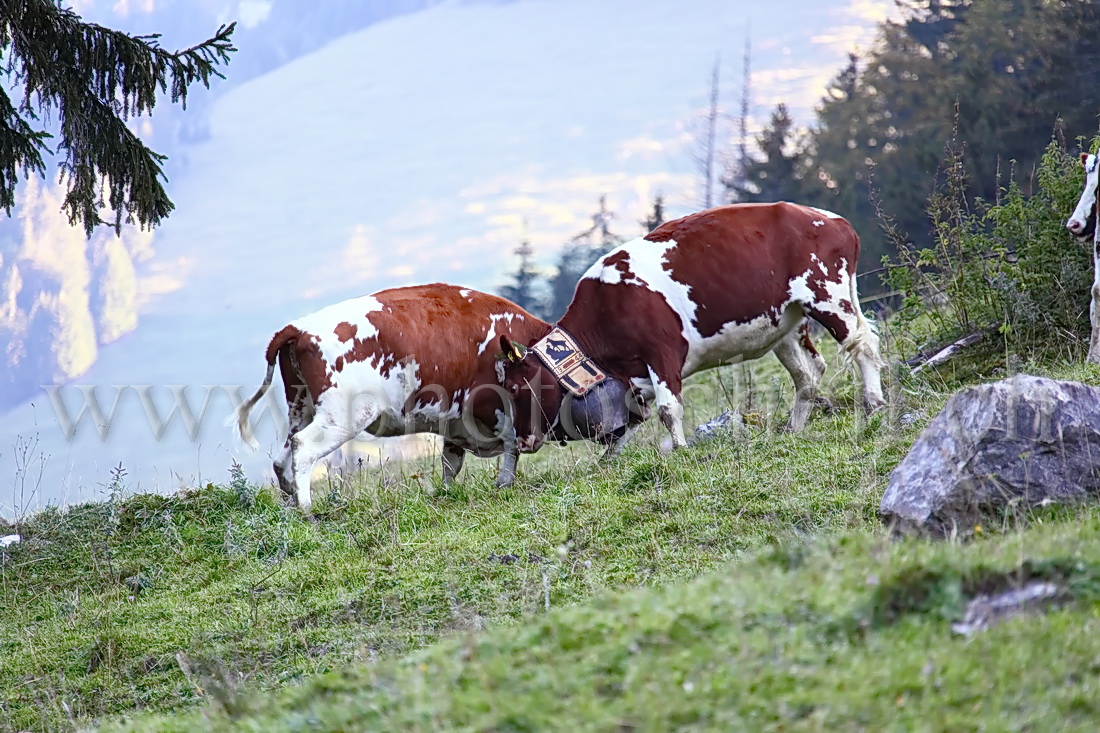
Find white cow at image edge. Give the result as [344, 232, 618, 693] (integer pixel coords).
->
[1066, 151, 1100, 364]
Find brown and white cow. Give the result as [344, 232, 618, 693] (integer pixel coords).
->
[1065, 151, 1100, 364]
[233, 284, 551, 511]
[498, 202, 887, 453]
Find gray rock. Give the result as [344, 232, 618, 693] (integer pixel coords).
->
[689, 409, 744, 444]
[950, 581, 1063, 636]
[899, 411, 923, 427]
[881, 374, 1100, 537]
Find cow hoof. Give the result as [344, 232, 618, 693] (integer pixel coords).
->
[658, 438, 686, 454]
[494, 476, 515, 489]
[863, 399, 887, 416]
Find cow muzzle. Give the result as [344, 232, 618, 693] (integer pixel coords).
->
[517, 434, 544, 453]
[1067, 214, 1096, 243]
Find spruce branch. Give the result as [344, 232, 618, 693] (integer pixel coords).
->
[0, 83, 50, 213]
[0, 0, 236, 234]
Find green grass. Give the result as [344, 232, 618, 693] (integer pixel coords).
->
[4, 343, 1100, 731]
[107, 512, 1100, 732]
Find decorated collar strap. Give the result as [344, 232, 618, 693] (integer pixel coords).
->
[530, 326, 607, 397]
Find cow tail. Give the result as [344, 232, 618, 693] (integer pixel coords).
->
[230, 326, 299, 451]
[845, 260, 886, 368]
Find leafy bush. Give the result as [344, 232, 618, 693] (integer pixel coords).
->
[885, 122, 1100, 358]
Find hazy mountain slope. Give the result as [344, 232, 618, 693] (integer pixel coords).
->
[0, 0, 892, 516]
[0, 0, 458, 413]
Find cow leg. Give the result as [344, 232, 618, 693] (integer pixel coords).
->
[1090, 287, 1100, 365]
[646, 365, 686, 449]
[273, 379, 314, 503]
[602, 423, 641, 459]
[441, 440, 465, 485]
[272, 442, 296, 503]
[1089, 237, 1100, 365]
[494, 409, 519, 488]
[774, 324, 827, 432]
[276, 397, 379, 513]
[805, 273, 886, 413]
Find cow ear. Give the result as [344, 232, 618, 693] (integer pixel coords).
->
[498, 335, 525, 362]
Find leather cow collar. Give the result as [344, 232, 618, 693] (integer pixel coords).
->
[529, 326, 607, 397]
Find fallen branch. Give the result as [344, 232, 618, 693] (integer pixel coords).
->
[907, 332, 985, 374]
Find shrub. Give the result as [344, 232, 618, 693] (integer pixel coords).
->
[884, 118, 1100, 360]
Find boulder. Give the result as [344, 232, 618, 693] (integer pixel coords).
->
[881, 374, 1100, 537]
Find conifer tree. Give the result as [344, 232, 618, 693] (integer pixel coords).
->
[544, 196, 623, 320]
[499, 238, 545, 315]
[642, 193, 666, 232]
[726, 103, 810, 204]
[805, 0, 1100, 268]
[0, 1, 236, 235]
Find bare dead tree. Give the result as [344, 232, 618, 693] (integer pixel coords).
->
[692, 54, 722, 209]
[721, 33, 753, 202]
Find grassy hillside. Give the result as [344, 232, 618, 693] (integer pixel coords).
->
[109, 507, 1100, 732]
[3, 342, 1099, 731]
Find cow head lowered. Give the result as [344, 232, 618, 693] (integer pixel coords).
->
[1067, 151, 1100, 366]
[497, 335, 643, 454]
[1067, 152, 1099, 243]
